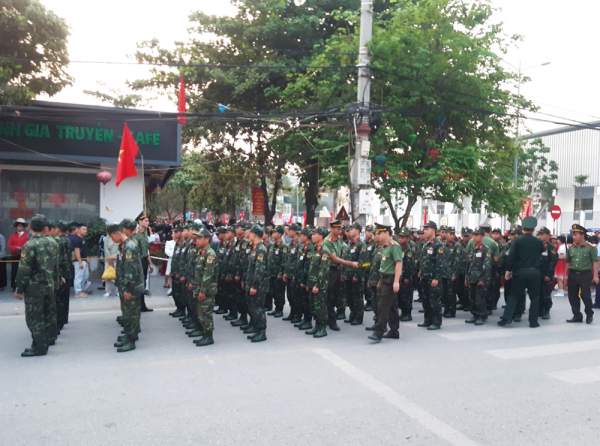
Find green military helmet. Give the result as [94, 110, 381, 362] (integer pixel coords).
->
[471, 227, 485, 235]
[398, 227, 412, 237]
[461, 227, 471, 236]
[274, 225, 285, 234]
[192, 227, 212, 238]
[348, 221, 362, 231]
[216, 226, 227, 234]
[289, 223, 301, 232]
[300, 227, 313, 237]
[538, 226, 551, 235]
[121, 218, 137, 230]
[423, 221, 437, 230]
[226, 225, 236, 233]
[446, 226, 456, 234]
[250, 224, 264, 237]
[47, 220, 56, 230]
[30, 214, 48, 232]
[439, 225, 448, 232]
[106, 222, 122, 234]
[365, 225, 374, 232]
[313, 227, 328, 237]
[243, 222, 253, 230]
[56, 220, 68, 232]
[521, 216, 537, 230]
[492, 227, 502, 234]
[416, 228, 424, 235]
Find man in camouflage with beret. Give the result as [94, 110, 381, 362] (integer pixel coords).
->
[266, 225, 288, 318]
[189, 228, 218, 346]
[244, 225, 269, 342]
[110, 221, 144, 352]
[283, 223, 302, 322]
[305, 227, 332, 338]
[15, 215, 60, 357]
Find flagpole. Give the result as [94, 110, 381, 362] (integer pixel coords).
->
[141, 151, 146, 213]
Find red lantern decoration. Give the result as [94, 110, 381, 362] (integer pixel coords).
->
[96, 171, 112, 185]
[49, 191, 67, 207]
[429, 149, 439, 161]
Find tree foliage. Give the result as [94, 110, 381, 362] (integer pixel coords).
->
[0, 0, 72, 104]
[518, 138, 558, 215]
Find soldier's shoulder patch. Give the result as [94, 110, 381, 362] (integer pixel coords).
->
[258, 253, 265, 261]
[438, 247, 444, 254]
[390, 241, 395, 246]
[207, 255, 215, 264]
[407, 252, 413, 258]
[329, 237, 335, 241]
[486, 252, 491, 258]
[322, 254, 329, 261]
[20, 250, 27, 259]
[125, 251, 133, 260]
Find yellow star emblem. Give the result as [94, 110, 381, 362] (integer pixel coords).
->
[118, 149, 124, 162]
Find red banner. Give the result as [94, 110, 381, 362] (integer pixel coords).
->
[520, 198, 532, 219]
[252, 187, 264, 216]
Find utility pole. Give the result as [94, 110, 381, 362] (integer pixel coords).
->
[350, 0, 373, 227]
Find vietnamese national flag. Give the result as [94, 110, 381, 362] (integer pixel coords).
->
[303, 211, 306, 227]
[288, 209, 293, 225]
[116, 123, 139, 187]
[178, 75, 186, 125]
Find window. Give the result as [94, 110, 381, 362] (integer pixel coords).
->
[436, 202, 445, 215]
[574, 186, 594, 211]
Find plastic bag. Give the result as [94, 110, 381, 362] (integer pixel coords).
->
[102, 265, 116, 281]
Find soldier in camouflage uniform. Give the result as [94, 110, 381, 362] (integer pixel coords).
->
[538, 226, 558, 319]
[190, 228, 218, 346]
[456, 228, 471, 311]
[244, 225, 269, 342]
[182, 223, 203, 336]
[132, 212, 153, 312]
[337, 227, 351, 319]
[419, 221, 444, 330]
[363, 225, 376, 311]
[296, 227, 315, 330]
[221, 226, 237, 321]
[341, 222, 368, 325]
[168, 226, 186, 318]
[440, 227, 462, 318]
[55, 221, 73, 329]
[283, 223, 301, 322]
[230, 222, 252, 328]
[42, 220, 60, 343]
[214, 226, 228, 314]
[110, 220, 144, 352]
[397, 228, 416, 321]
[414, 229, 426, 304]
[266, 226, 288, 318]
[305, 227, 332, 338]
[15, 215, 60, 357]
[366, 231, 384, 331]
[491, 228, 507, 309]
[465, 227, 492, 325]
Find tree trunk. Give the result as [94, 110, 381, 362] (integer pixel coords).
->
[400, 196, 418, 228]
[260, 170, 282, 224]
[182, 196, 187, 222]
[304, 160, 319, 226]
[382, 195, 400, 230]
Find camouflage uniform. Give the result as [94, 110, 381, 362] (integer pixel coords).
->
[170, 238, 187, 315]
[297, 238, 316, 324]
[539, 238, 558, 316]
[183, 239, 200, 326]
[341, 238, 368, 324]
[284, 237, 302, 320]
[57, 234, 73, 327]
[398, 236, 416, 319]
[233, 236, 252, 320]
[374, 237, 403, 338]
[368, 242, 384, 323]
[440, 239, 462, 317]
[245, 241, 269, 331]
[306, 244, 332, 328]
[16, 234, 59, 354]
[337, 239, 350, 317]
[466, 242, 492, 321]
[456, 233, 470, 310]
[221, 235, 237, 318]
[215, 237, 228, 312]
[363, 235, 376, 310]
[420, 238, 444, 327]
[116, 238, 144, 341]
[323, 235, 344, 325]
[191, 245, 218, 334]
[266, 239, 288, 313]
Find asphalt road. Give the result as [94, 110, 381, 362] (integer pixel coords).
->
[1, 281, 599, 446]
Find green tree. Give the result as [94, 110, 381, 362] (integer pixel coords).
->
[84, 82, 148, 109]
[0, 0, 72, 104]
[518, 138, 558, 215]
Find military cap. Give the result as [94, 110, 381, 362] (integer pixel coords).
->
[522, 216, 537, 230]
[330, 219, 343, 228]
[136, 211, 149, 221]
[30, 214, 48, 232]
[192, 227, 212, 237]
[106, 223, 122, 234]
[571, 224, 586, 234]
[274, 225, 285, 234]
[439, 225, 448, 232]
[365, 225, 374, 232]
[417, 228, 424, 235]
[13, 218, 27, 227]
[56, 220, 68, 232]
[121, 218, 137, 230]
[173, 226, 183, 232]
[250, 224, 264, 237]
[349, 222, 362, 231]
[508, 226, 522, 235]
[492, 228, 502, 234]
[374, 222, 392, 233]
[289, 223, 301, 232]
[226, 225, 236, 233]
[47, 220, 56, 229]
[538, 226, 551, 235]
[313, 227, 328, 237]
[235, 221, 245, 228]
[444, 226, 454, 233]
[216, 226, 227, 234]
[423, 221, 437, 230]
[471, 227, 485, 235]
[479, 223, 492, 230]
[300, 227, 313, 236]
[243, 222, 253, 230]
[461, 227, 471, 236]
[398, 227, 412, 237]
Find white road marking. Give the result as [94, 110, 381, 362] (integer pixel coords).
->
[440, 323, 594, 341]
[314, 348, 480, 446]
[546, 366, 600, 384]
[486, 339, 600, 359]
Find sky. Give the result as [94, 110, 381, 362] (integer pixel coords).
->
[38, 0, 600, 134]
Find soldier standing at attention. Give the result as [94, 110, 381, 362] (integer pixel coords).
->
[440, 227, 461, 318]
[282, 223, 301, 321]
[230, 222, 251, 328]
[537, 226, 558, 320]
[55, 221, 73, 328]
[244, 225, 269, 342]
[491, 228, 506, 309]
[15, 215, 59, 357]
[465, 227, 492, 325]
[305, 227, 331, 338]
[132, 212, 154, 312]
[190, 228, 218, 347]
[41, 220, 60, 345]
[366, 230, 384, 331]
[456, 228, 471, 312]
[565, 224, 598, 324]
[266, 225, 288, 318]
[168, 226, 186, 318]
[499, 216, 544, 328]
[222, 226, 238, 321]
[397, 228, 416, 322]
[368, 223, 403, 342]
[183, 224, 203, 338]
[419, 221, 444, 330]
[110, 221, 144, 352]
[214, 226, 228, 315]
[363, 225, 376, 311]
[324, 220, 359, 331]
[342, 222, 367, 325]
[296, 227, 315, 330]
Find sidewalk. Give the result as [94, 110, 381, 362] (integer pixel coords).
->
[0, 275, 175, 317]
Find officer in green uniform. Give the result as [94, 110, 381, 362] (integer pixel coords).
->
[342, 222, 367, 325]
[324, 219, 359, 331]
[266, 225, 288, 318]
[456, 228, 471, 311]
[15, 215, 59, 357]
[305, 227, 331, 338]
[465, 227, 492, 325]
[397, 227, 416, 321]
[110, 221, 144, 352]
[190, 228, 218, 346]
[368, 223, 403, 342]
[537, 226, 558, 319]
[244, 225, 269, 342]
[440, 226, 462, 318]
[499, 216, 544, 328]
[565, 224, 598, 324]
[419, 221, 444, 330]
[363, 225, 376, 311]
[295, 227, 315, 330]
[214, 226, 228, 314]
[366, 231, 384, 331]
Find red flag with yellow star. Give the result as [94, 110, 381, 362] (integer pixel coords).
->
[116, 122, 139, 187]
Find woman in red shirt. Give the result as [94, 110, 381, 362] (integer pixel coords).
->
[8, 218, 29, 291]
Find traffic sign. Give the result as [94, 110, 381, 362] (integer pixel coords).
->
[550, 205, 561, 221]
